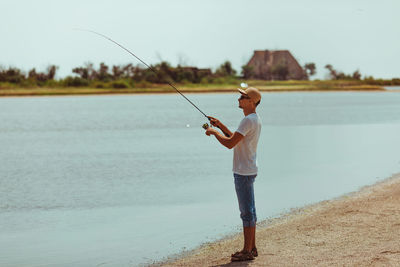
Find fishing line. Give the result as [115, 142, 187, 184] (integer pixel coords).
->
[73, 28, 208, 119]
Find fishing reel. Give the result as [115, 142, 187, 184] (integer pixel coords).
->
[202, 122, 229, 137]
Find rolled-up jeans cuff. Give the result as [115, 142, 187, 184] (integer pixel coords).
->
[242, 220, 257, 227]
[234, 173, 257, 228]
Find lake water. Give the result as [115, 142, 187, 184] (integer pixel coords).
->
[384, 86, 400, 91]
[1, 92, 400, 266]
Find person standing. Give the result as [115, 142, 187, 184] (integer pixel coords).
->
[205, 87, 262, 262]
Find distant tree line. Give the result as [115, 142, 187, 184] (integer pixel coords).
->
[320, 64, 400, 85]
[1, 61, 399, 88]
[0, 61, 241, 88]
[325, 64, 362, 80]
[0, 65, 58, 85]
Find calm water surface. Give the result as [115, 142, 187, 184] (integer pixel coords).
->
[1, 92, 400, 266]
[384, 86, 400, 91]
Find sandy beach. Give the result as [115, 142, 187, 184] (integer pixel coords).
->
[158, 174, 400, 266]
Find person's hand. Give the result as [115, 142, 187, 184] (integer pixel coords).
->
[205, 127, 218, 136]
[207, 116, 220, 127]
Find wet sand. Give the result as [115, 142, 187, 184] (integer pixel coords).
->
[157, 173, 400, 266]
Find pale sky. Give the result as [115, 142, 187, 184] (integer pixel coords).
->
[1, 0, 399, 79]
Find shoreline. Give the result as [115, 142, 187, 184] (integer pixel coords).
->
[154, 173, 400, 266]
[0, 87, 389, 98]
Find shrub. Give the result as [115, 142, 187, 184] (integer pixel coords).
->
[136, 81, 151, 88]
[43, 80, 59, 87]
[111, 81, 129, 89]
[62, 77, 89, 87]
[200, 77, 214, 84]
[392, 78, 400, 85]
[93, 82, 105, 88]
[215, 61, 237, 77]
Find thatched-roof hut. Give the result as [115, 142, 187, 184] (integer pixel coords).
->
[246, 50, 305, 80]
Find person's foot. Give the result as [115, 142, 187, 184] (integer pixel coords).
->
[231, 251, 254, 262]
[231, 250, 243, 257]
[251, 247, 258, 257]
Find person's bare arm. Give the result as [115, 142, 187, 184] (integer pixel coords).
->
[205, 128, 243, 149]
[207, 116, 233, 137]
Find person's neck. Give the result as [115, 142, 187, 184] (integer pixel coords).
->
[243, 108, 256, 116]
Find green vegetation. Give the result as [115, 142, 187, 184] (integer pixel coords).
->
[0, 61, 398, 97]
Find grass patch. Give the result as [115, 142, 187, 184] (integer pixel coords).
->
[0, 80, 385, 97]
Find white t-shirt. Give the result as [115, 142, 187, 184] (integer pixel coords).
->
[233, 113, 262, 175]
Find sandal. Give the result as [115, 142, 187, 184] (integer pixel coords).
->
[252, 247, 258, 257]
[232, 248, 258, 257]
[231, 251, 254, 262]
[231, 250, 243, 257]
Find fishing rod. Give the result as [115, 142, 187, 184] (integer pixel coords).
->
[75, 29, 230, 134]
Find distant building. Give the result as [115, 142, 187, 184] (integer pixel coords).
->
[246, 50, 305, 80]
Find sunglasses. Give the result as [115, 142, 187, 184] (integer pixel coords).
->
[239, 95, 250, 100]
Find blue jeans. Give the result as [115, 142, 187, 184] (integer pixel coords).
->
[234, 173, 257, 227]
